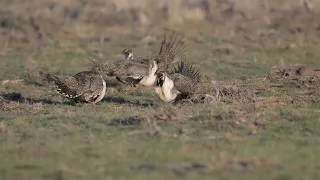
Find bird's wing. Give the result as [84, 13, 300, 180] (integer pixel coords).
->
[115, 61, 149, 78]
[156, 30, 187, 72]
[170, 74, 195, 95]
[109, 60, 149, 85]
[76, 72, 105, 102]
[46, 73, 82, 98]
[89, 58, 151, 85]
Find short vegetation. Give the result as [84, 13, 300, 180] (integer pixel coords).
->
[0, 0, 320, 179]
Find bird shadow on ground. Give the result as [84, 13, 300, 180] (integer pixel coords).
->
[107, 115, 143, 126]
[0, 92, 62, 105]
[102, 96, 158, 108]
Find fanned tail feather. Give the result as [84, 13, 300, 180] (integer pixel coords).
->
[171, 59, 201, 83]
[40, 72, 80, 99]
[158, 29, 187, 66]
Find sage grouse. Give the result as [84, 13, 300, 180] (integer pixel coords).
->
[155, 60, 201, 103]
[43, 66, 106, 104]
[90, 30, 187, 87]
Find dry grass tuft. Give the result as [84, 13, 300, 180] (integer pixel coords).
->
[267, 65, 320, 89]
[218, 86, 258, 103]
[0, 121, 7, 133]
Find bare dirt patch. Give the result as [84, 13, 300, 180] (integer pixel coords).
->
[208, 152, 280, 171]
[267, 65, 320, 85]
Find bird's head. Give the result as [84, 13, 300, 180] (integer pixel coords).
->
[156, 72, 167, 87]
[122, 48, 133, 60]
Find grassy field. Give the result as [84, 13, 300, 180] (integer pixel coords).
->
[1, 0, 320, 179]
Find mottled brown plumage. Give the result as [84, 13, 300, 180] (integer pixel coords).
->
[155, 60, 201, 103]
[91, 30, 187, 87]
[43, 67, 106, 104]
[89, 58, 151, 86]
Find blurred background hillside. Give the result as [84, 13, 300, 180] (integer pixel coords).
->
[0, 0, 319, 52]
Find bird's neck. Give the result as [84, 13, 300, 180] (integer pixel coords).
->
[161, 76, 178, 102]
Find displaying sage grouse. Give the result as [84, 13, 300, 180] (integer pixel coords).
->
[43, 66, 106, 104]
[155, 60, 201, 103]
[90, 30, 187, 87]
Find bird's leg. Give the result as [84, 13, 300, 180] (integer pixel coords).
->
[73, 101, 83, 107]
[121, 83, 136, 92]
[130, 83, 139, 91]
[88, 102, 96, 105]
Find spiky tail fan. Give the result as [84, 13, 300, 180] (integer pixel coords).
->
[171, 60, 201, 84]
